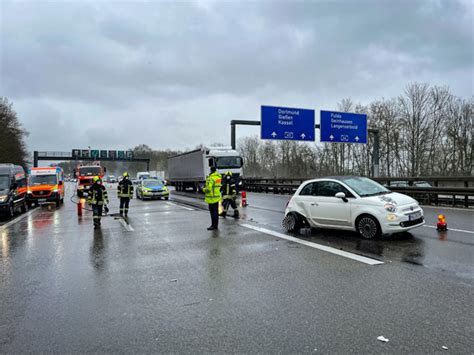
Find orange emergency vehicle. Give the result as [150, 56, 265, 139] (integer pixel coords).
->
[76, 163, 105, 198]
[27, 167, 65, 207]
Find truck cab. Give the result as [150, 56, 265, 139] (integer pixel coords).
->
[76, 163, 105, 198]
[27, 167, 65, 207]
[0, 164, 28, 218]
[206, 148, 243, 183]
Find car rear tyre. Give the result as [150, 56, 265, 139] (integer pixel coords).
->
[282, 212, 301, 233]
[21, 201, 27, 213]
[357, 216, 380, 239]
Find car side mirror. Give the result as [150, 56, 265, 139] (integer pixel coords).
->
[335, 192, 348, 202]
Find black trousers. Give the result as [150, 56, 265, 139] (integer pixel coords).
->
[222, 198, 238, 213]
[92, 205, 103, 225]
[120, 198, 130, 215]
[208, 202, 219, 228]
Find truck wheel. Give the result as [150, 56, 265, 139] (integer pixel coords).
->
[165, 197, 169, 200]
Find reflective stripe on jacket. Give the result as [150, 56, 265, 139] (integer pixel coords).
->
[221, 179, 236, 200]
[87, 183, 109, 205]
[118, 178, 134, 198]
[204, 172, 222, 204]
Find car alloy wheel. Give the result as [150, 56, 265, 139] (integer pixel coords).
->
[357, 216, 379, 239]
[282, 213, 299, 232]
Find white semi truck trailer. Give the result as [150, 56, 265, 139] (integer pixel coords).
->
[168, 147, 243, 192]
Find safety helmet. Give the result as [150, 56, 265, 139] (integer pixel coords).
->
[123, 172, 129, 177]
[93, 176, 100, 183]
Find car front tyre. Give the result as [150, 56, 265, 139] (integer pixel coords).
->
[282, 212, 301, 233]
[357, 215, 380, 239]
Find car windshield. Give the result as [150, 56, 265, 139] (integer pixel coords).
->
[79, 167, 101, 176]
[215, 156, 243, 169]
[143, 180, 164, 187]
[338, 177, 390, 197]
[0, 175, 10, 189]
[29, 175, 57, 186]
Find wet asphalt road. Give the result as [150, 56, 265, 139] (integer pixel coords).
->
[0, 183, 473, 353]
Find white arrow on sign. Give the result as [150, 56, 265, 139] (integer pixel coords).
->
[301, 133, 306, 139]
[355, 136, 360, 142]
[271, 132, 277, 138]
[329, 134, 334, 140]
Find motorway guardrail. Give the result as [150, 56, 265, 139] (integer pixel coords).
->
[242, 177, 474, 208]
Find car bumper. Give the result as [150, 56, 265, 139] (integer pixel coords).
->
[142, 191, 169, 198]
[27, 192, 60, 202]
[381, 214, 425, 234]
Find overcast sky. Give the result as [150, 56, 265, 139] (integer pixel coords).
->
[1, 0, 473, 152]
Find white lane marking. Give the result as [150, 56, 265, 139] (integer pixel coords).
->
[241, 224, 384, 266]
[0, 208, 39, 232]
[423, 225, 474, 234]
[166, 202, 195, 211]
[119, 218, 135, 231]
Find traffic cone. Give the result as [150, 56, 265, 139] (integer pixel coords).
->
[241, 191, 247, 207]
[436, 214, 447, 231]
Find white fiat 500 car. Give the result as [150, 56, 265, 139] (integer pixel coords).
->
[283, 176, 425, 239]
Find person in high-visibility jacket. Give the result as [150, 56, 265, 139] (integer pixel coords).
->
[117, 172, 133, 217]
[203, 166, 222, 230]
[220, 171, 239, 218]
[87, 176, 109, 229]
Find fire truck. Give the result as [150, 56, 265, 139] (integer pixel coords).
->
[76, 162, 105, 198]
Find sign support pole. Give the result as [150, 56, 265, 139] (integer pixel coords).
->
[230, 120, 380, 177]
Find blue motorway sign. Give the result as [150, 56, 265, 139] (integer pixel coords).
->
[320, 110, 367, 144]
[261, 105, 315, 141]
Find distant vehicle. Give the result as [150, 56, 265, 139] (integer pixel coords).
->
[168, 146, 243, 192]
[76, 163, 105, 198]
[136, 179, 169, 200]
[131, 179, 140, 185]
[0, 164, 28, 218]
[283, 176, 425, 239]
[137, 172, 150, 180]
[107, 175, 117, 183]
[413, 181, 432, 187]
[27, 167, 65, 207]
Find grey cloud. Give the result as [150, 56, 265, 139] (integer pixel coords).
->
[1, 0, 472, 151]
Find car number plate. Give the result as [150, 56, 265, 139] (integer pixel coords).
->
[409, 211, 422, 221]
[38, 198, 47, 202]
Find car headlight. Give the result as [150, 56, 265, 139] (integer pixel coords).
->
[384, 203, 397, 213]
[52, 189, 58, 193]
[387, 214, 398, 221]
[0, 195, 8, 202]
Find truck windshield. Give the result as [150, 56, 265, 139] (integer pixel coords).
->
[215, 157, 242, 169]
[0, 175, 10, 189]
[79, 167, 101, 176]
[29, 175, 57, 186]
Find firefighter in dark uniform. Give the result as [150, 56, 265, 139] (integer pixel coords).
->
[118, 172, 134, 217]
[220, 171, 239, 218]
[87, 176, 109, 229]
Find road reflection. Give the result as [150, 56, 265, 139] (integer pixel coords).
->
[299, 228, 426, 265]
[90, 229, 107, 272]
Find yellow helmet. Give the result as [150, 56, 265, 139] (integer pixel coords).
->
[123, 172, 129, 177]
[93, 176, 100, 183]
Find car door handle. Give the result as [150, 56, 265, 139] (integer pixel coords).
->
[311, 202, 318, 206]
